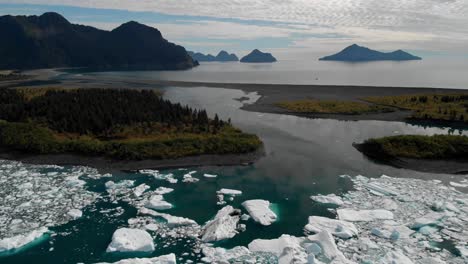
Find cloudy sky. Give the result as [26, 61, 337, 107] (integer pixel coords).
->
[1, 1, 467, 58]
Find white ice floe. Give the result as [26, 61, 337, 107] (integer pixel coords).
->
[201, 246, 251, 263]
[138, 208, 197, 227]
[242, 199, 277, 226]
[304, 216, 358, 239]
[450, 182, 468, 188]
[95, 253, 176, 264]
[203, 174, 217, 178]
[200, 206, 241, 242]
[106, 228, 155, 253]
[378, 250, 414, 264]
[217, 189, 242, 196]
[133, 184, 150, 197]
[248, 234, 308, 264]
[310, 194, 344, 206]
[0, 160, 99, 241]
[139, 170, 178, 184]
[153, 187, 174, 195]
[67, 209, 83, 220]
[182, 174, 199, 183]
[0, 227, 48, 253]
[307, 231, 354, 263]
[145, 195, 173, 210]
[337, 209, 394, 222]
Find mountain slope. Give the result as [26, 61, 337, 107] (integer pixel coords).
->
[188, 50, 238, 62]
[319, 44, 421, 62]
[0, 12, 197, 70]
[240, 49, 277, 63]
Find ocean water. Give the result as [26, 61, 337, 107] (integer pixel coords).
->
[1, 85, 467, 263]
[83, 57, 468, 89]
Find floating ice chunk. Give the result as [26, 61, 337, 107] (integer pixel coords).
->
[95, 253, 176, 264]
[106, 228, 155, 253]
[203, 174, 217, 178]
[450, 182, 468, 188]
[139, 170, 178, 184]
[307, 231, 353, 263]
[145, 195, 173, 210]
[242, 199, 277, 226]
[364, 182, 399, 196]
[138, 208, 197, 227]
[456, 245, 468, 258]
[410, 212, 446, 229]
[378, 250, 414, 264]
[304, 216, 358, 239]
[0, 227, 48, 253]
[105, 180, 135, 191]
[217, 189, 242, 196]
[310, 194, 344, 206]
[201, 246, 250, 263]
[133, 184, 150, 197]
[67, 209, 83, 220]
[200, 206, 241, 242]
[418, 226, 439, 236]
[153, 187, 174, 195]
[182, 174, 199, 183]
[248, 234, 307, 264]
[337, 209, 394, 222]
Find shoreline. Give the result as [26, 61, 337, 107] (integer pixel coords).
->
[0, 147, 264, 173]
[353, 143, 468, 175]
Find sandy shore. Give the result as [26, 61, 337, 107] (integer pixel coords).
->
[8, 69, 468, 123]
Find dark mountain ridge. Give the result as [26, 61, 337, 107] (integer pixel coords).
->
[0, 12, 197, 70]
[240, 49, 277, 63]
[188, 50, 238, 62]
[319, 44, 421, 62]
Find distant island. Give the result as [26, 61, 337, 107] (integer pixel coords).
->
[0, 87, 262, 168]
[240, 49, 277, 63]
[188, 51, 239, 62]
[319, 44, 421, 62]
[0, 12, 197, 70]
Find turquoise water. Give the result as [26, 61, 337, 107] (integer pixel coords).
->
[1, 86, 466, 263]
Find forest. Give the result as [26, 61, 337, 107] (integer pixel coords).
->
[0, 88, 262, 159]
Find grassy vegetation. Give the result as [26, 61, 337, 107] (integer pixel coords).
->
[360, 135, 468, 160]
[276, 99, 394, 115]
[0, 88, 262, 160]
[364, 94, 468, 123]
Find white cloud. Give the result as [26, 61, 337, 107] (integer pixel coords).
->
[3, 0, 468, 54]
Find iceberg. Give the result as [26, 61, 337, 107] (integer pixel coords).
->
[307, 231, 353, 263]
[217, 188, 242, 196]
[0, 227, 48, 253]
[378, 250, 414, 264]
[201, 246, 250, 263]
[203, 174, 218, 178]
[310, 194, 344, 206]
[337, 209, 394, 222]
[304, 216, 358, 239]
[138, 208, 197, 227]
[242, 199, 277, 226]
[133, 184, 150, 197]
[67, 209, 83, 220]
[248, 234, 308, 264]
[145, 195, 173, 210]
[153, 187, 174, 195]
[95, 253, 176, 264]
[106, 228, 155, 253]
[200, 206, 241, 242]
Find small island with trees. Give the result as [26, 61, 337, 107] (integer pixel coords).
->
[354, 134, 468, 174]
[0, 87, 262, 170]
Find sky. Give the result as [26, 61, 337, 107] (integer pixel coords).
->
[1, 1, 467, 59]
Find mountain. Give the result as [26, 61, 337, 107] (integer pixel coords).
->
[319, 44, 421, 62]
[215, 51, 238, 62]
[188, 50, 238, 62]
[240, 49, 277, 63]
[0, 12, 197, 70]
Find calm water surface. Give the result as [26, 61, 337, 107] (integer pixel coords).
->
[85, 57, 468, 89]
[2, 85, 467, 263]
